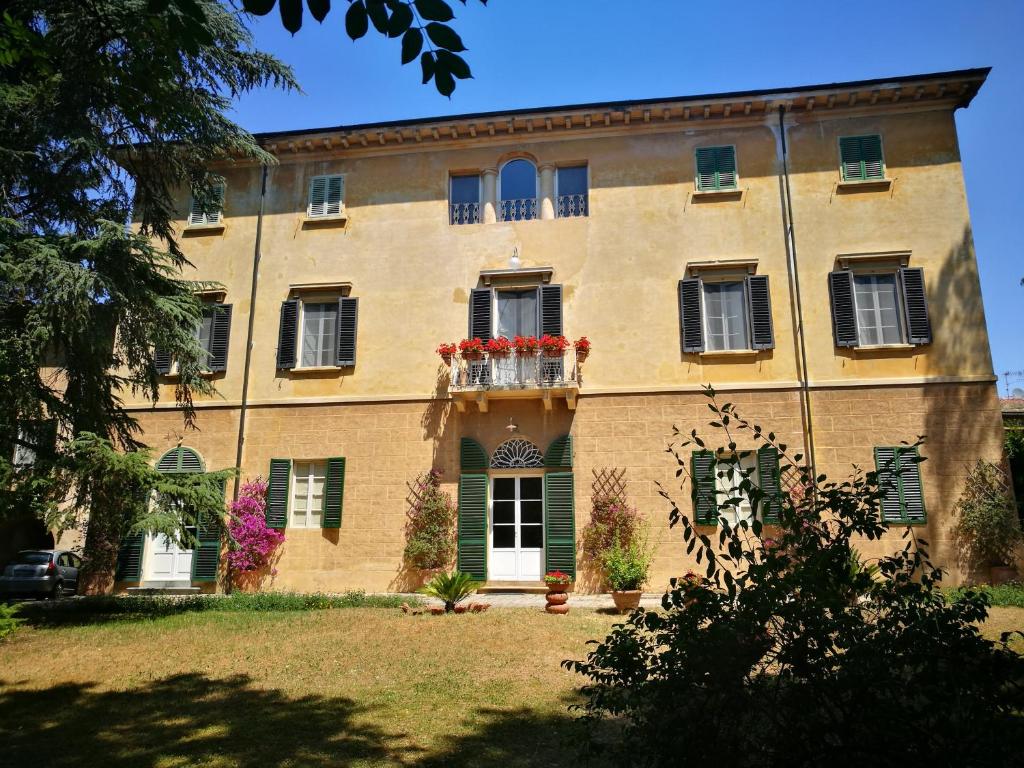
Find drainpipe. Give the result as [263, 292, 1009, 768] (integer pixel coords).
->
[233, 163, 268, 501]
[776, 105, 818, 483]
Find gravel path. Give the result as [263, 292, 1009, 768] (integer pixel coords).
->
[401, 591, 666, 610]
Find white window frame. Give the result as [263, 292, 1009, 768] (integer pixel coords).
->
[187, 183, 225, 227]
[296, 297, 339, 369]
[307, 174, 345, 218]
[851, 270, 905, 347]
[700, 278, 751, 352]
[289, 460, 326, 529]
[714, 451, 758, 525]
[169, 303, 217, 374]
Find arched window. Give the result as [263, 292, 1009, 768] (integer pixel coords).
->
[499, 159, 537, 221]
[155, 446, 205, 474]
[490, 438, 544, 469]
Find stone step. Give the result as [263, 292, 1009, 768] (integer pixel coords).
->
[128, 582, 201, 596]
[476, 581, 550, 594]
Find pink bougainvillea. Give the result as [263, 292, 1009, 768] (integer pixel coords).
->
[226, 478, 284, 573]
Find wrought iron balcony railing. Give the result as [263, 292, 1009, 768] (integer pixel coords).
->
[498, 198, 538, 222]
[447, 349, 581, 412]
[450, 202, 481, 225]
[557, 194, 588, 218]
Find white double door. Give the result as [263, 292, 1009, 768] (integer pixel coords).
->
[146, 531, 194, 582]
[489, 476, 544, 581]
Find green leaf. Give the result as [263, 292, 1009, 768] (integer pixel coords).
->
[401, 27, 423, 65]
[420, 50, 435, 84]
[307, 0, 330, 23]
[425, 21, 465, 51]
[345, 1, 368, 39]
[414, 0, 454, 21]
[436, 49, 471, 79]
[434, 64, 455, 96]
[242, 0, 277, 13]
[386, 1, 412, 36]
[366, 0, 390, 33]
[279, 0, 303, 33]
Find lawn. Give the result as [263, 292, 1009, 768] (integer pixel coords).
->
[1, 602, 1021, 768]
[0, 604, 623, 768]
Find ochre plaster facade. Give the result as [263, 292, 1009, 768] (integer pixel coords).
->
[118, 69, 1002, 591]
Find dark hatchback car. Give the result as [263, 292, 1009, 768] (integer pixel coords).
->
[0, 549, 82, 599]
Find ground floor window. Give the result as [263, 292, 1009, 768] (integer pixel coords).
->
[291, 460, 326, 528]
[490, 475, 544, 580]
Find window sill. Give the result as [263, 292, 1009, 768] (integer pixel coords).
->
[159, 370, 219, 379]
[302, 213, 348, 228]
[287, 365, 343, 374]
[836, 179, 892, 193]
[691, 188, 743, 202]
[851, 343, 916, 351]
[183, 223, 225, 235]
[698, 349, 763, 359]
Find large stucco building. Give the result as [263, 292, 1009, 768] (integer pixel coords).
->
[113, 67, 1003, 592]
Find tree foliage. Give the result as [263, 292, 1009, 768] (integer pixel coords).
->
[954, 459, 1023, 568]
[566, 389, 1024, 767]
[240, 0, 483, 95]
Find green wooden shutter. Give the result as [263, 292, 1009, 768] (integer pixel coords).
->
[544, 471, 576, 578]
[336, 297, 358, 366]
[460, 437, 488, 471]
[898, 448, 926, 522]
[192, 509, 222, 582]
[115, 531, 144, 581]
[756, 445, 782, 523]
[322, 457, 346, 528]
[679, 278, 704, 353]
[458, 473, 488, 579]
[899, 267, 932, 345]
[544, 435, 573, 468]
[840, 135, 884, 181]
[276, 300, 298, 369]
[208, 303, 232, 372]
[691, 450, 717, 524]
[828, 270, 859, 347]
[874, 447, 904, 522]
[695, 146, 737, 191]
[266, 458, 291, 529]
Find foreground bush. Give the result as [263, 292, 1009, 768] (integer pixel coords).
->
[566, 390, 1024, 767]
[16, 591, 413, 626]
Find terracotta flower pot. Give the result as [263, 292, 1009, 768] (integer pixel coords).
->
[453, 604, 468, 614]
[545, 581, 569, 593]
[462, 351, 483, 361]
[545, 603, 570, 615]
[429, 606, 444, 615]
[440, 353, 453, 365]
[545, 591, 569, 606]
[611, 590, 642, 614]
[575, 350, 588, 364]
[542, 349, 563, 358]
[990, 564, 1018, 585]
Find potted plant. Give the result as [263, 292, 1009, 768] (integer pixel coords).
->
[436, 342, 457, 365]
[574, 336, 591, 364]
[458, 337, 485, 360]
[543, 570, 573, 614]
[604, 535, 652, 614]
[486, 336, 513, 357]
[418, 570, 480, 613]
[513, 335, 539, 356]
[539, 333, 569, 357]
[954, 459, 1023, 584]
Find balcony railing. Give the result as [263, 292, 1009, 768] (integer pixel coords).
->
[450, 202, 481, 225]
[447, 349, 580, 412]
[557, 194, 588, 218]
[498, 198, 538, 222]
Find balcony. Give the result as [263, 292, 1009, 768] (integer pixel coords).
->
[447, 349, 581, 412]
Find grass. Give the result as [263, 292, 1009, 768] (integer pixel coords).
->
[945, 582, 1024, 608]
[1, 600, 1020, 767]
[0, 604, 622, 767]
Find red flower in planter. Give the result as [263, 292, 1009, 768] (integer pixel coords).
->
[458, 338, 486, 358]
[437, 342, 457, 360]
[538, 334, 569, 355]
[544, 570, 572, 585]
[486, 336, 514, 355]
[513, 335, 540, 355]
[574, 336, 591, 354]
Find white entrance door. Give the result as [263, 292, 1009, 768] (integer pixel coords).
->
[489, 476, 544, 581]
[146, 531, 194, 582]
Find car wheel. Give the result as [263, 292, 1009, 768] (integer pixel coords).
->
[50, 581, 64, 600]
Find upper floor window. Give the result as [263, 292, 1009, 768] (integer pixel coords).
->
[450, 174, 481, 225]
[839, 135, 884, 182]
[154, 301, 233, 375]
[499, 159, 537, 221]
[695, 146, 738, 192]
[187, 183, 224, 227]
[556, 165, 588, 218]
[276, 293, 359, 370]
[308, 174, 345, 218]
[703, 281, 750, 351]
[301, 302, 338, 367]
[828, 266, 931, 348]
[678, 275, 775, 354]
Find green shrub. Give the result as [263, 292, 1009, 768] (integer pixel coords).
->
[418, 570, 478, 612]
[953, 459, 1022, 567]
[404, 470, 457, 569]
[0, 602, 23, 640]
[566, 390, 1024, 767]
[602, 535, 652, 591]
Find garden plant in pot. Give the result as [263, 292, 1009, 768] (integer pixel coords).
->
[543, 570, 573, 614]
[604, 535, 652, 613]
[954, 459, 1023, 584]
[403, 470, 456, 587]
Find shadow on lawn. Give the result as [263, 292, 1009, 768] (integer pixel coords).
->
[0, 674, 610, 767]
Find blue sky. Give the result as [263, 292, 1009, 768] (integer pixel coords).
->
[232, 0, 1024, 392]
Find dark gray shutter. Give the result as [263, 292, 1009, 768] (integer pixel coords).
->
[192, 508, 222, 582]
[115, 532, 144, 581]
[539, 284, 563, 337]
[336, 297, 358, 366]
[898, 449, 926, 522]
[457, 473, 488, 579]
[322, 457, 345, 528]
[678, 278, 704, 354]
[154, 348, 171, 375]
[899, 267, 932, 345]
[469, 288, 492, 342]
[208, 304, 232, 372]
[266, 458, 290, 529]
[746, 275, 774, 350]
[544, 471, 576, 578]
[276, 300, 298, 369]
[756, 445, 782, 523]
[874, 447, 904, 522]
[691, 450, 717, 523]
[828, 270, 859, 347]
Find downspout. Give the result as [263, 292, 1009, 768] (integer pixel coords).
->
[776, 105, 818, 483]
[233, 163, 268, 501]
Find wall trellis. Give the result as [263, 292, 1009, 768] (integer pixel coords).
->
[591, 467, 627, 501]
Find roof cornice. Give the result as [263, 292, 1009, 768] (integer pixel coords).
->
[245, 68, 990, 160]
